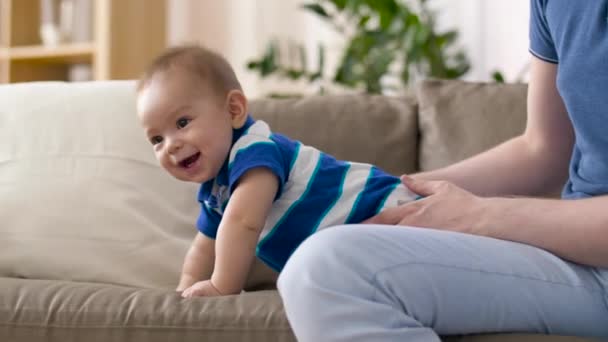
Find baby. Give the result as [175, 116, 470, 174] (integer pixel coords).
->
[136, 45, 419, 297]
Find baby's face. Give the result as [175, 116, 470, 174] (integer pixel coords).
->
[136, 70, 234, 183]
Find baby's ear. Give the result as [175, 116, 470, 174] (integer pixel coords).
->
[227, 90, 249, 129]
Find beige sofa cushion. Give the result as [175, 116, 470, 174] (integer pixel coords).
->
[0, 277, 294, 342]
[416, 79, 527, 171]
[0, 81, 200, 289]
[0, 276, 594, 342]
[249, 93, 418, 176]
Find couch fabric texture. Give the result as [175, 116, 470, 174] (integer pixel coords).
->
[0, 80, 599, 341]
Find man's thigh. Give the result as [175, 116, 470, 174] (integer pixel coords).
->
[290, 225, 608, 337]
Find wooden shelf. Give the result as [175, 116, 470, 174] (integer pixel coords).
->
[0, 0, 166, 83]
[0, 42, 95, 63]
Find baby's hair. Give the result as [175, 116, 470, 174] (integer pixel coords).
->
[136, 45, 242, 99]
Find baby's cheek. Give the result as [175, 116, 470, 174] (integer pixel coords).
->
[158, 156, 172, 171]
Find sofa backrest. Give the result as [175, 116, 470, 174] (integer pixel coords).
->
[415, 79, 528, 171]
[0, 81, 420, 289]
[249, 94, 419, 176]
[0, 79, 529, 289]
[250, 80, 529, 176]
[0, 81, 198, 289]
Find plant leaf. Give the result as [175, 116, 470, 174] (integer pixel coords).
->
[301, 3, 331, 18]
[492, 71, 505, 83]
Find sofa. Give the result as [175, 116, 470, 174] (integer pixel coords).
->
[0, 79, 600, 342]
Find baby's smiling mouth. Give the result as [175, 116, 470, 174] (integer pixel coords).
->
[179, 152, 201, 168]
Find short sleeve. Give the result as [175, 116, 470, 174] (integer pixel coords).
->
[529, 0, 558, 63]
[196, 202, 221, 239]
[196, 185, 222, 239]
[228, 134, 287, 199]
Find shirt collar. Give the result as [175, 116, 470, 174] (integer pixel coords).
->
[215, 114, 255, 186]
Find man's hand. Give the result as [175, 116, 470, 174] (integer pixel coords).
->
[181, 280, 223, 298]
[363, 175, 490, 236]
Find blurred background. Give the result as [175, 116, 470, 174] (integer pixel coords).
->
[0, 0, 530, 97]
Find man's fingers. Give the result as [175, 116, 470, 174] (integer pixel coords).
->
[401, 175, 444, 197]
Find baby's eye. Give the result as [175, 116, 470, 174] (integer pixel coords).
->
[176, 117, 190, 128]
[150, 136, 163, 145]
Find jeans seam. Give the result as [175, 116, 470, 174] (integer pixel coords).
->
[370, 261, 606, 296]
[369, 261, 608, 327]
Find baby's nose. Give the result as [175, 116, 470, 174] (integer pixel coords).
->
[168, 139, 183, 154]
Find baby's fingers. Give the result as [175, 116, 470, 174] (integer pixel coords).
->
[181, 287, 193, 298]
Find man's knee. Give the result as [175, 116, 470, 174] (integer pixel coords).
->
[278, 225, 358, 293]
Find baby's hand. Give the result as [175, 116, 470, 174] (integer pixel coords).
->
[181, 280, 223, 298]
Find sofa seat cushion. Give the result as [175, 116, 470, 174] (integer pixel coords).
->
[1, 277, 595, 342]
[0, 277, 295, 342]
[443, 335, 600, 342]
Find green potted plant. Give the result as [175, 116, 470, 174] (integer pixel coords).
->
[247, 0, 471, 95]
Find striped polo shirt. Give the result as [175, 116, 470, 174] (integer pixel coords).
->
[196, 116, 417, 272]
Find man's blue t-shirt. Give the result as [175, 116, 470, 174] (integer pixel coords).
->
[530, 0, 608, 199]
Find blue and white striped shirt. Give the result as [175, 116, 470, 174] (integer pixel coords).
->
[196, 116, 417, 272]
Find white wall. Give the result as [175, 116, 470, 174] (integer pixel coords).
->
[167, 0, 259, 94]
[435, 0, 530, 82]
[167, 0, 531, 97]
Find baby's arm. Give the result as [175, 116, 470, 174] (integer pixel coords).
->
[184, 167, 279, 297]
[176, 232, 215, 292]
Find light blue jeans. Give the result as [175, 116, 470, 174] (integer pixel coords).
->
[277, 225, 608, 341]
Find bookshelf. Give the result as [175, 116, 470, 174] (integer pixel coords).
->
[0, 0, 166, 83]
